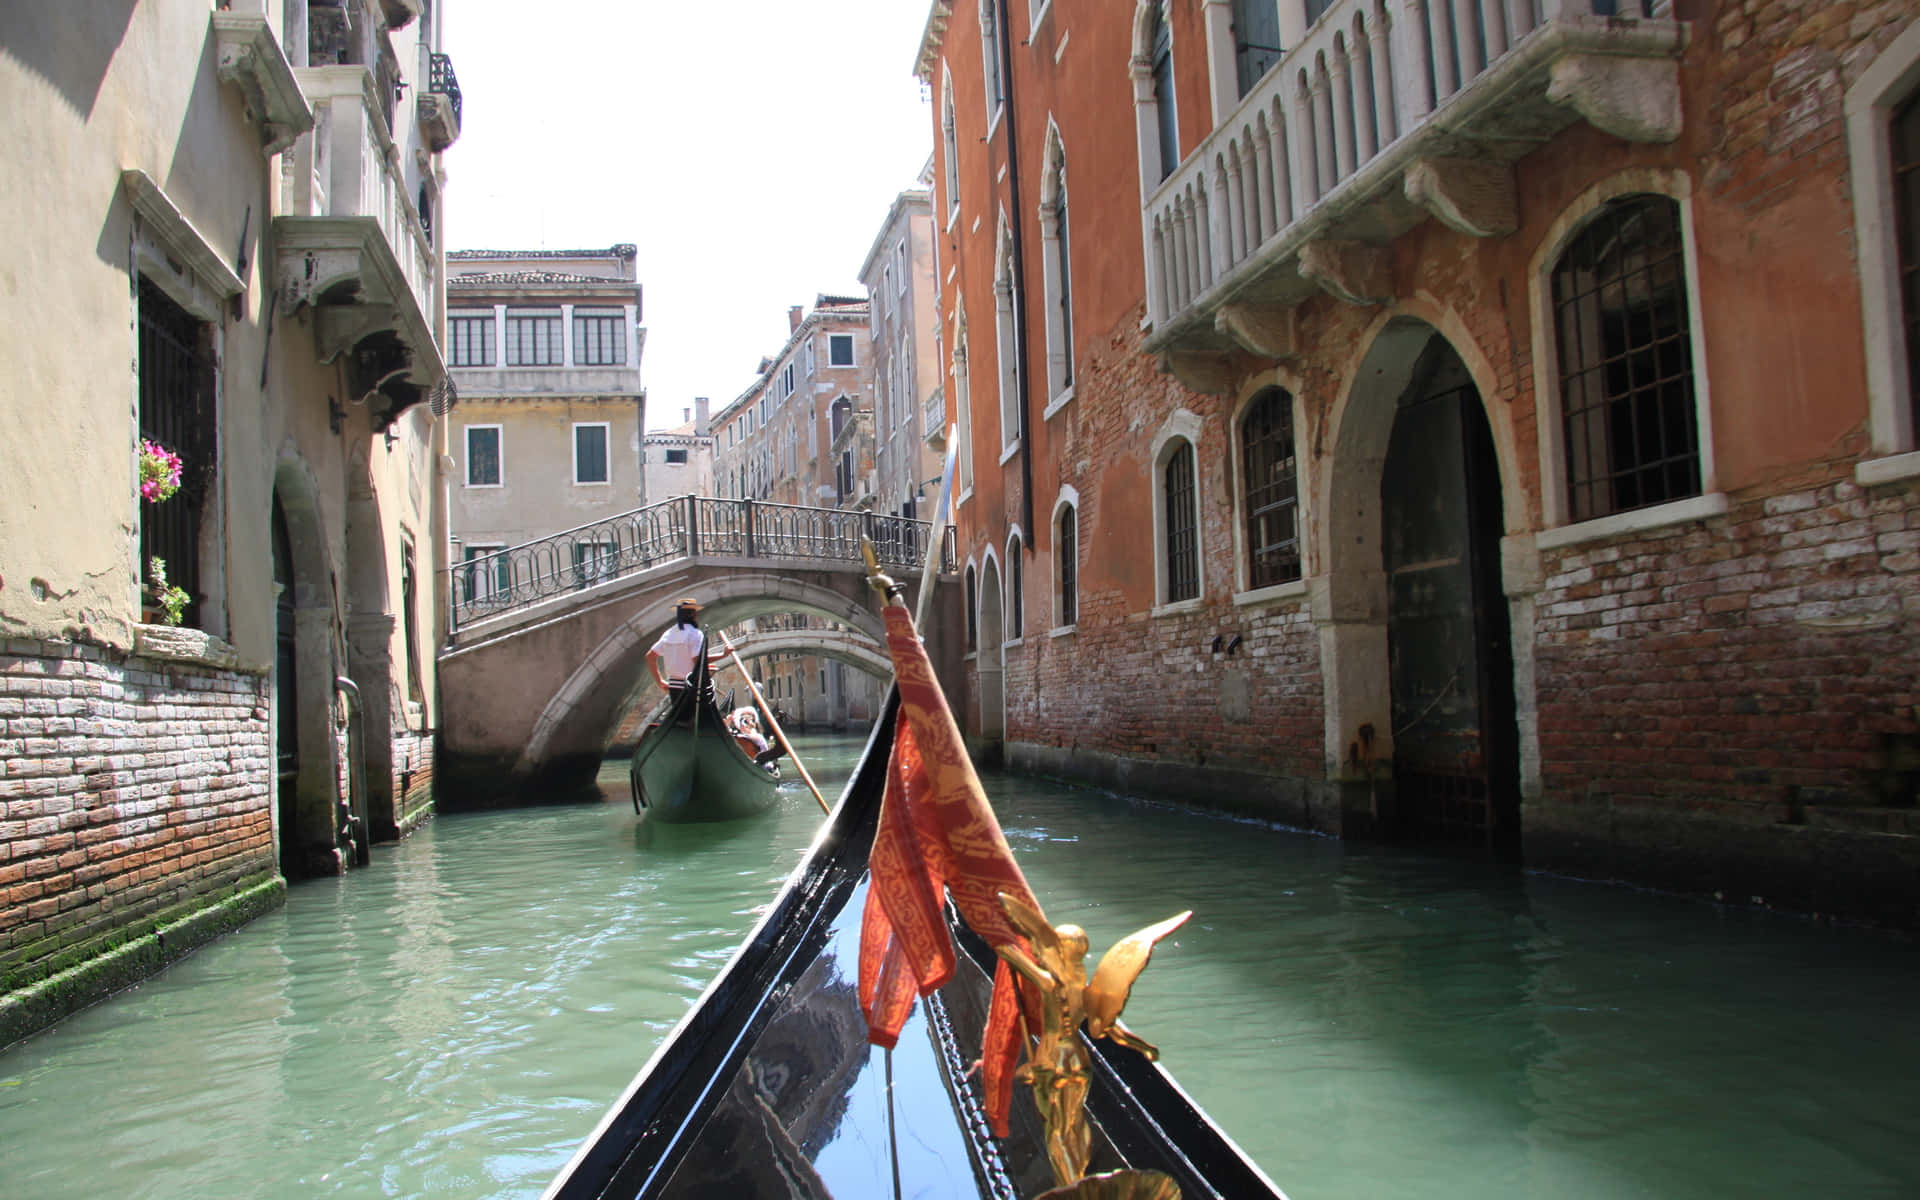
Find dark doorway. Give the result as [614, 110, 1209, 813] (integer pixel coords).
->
[1381, 336, 1520, 860]
[272, 494, 300, 874]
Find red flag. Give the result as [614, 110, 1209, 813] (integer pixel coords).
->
[858, 597, 1039, 1137]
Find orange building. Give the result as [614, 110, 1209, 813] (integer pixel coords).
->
[918, 0, 1920, 925]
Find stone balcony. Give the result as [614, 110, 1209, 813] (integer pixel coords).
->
[924, 387, 947, 447]
[276, 64, 445, 428]
[418, 52, 463, 152]
[210, 12, 313, 155]
[1142, 0, 1687, 390]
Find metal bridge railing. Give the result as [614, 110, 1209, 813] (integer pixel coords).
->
[447, 495, 955, 634]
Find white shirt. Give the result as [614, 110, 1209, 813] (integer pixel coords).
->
[650, 623, 705, 682]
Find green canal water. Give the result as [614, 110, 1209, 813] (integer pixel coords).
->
[2, 731, 1918, 1198]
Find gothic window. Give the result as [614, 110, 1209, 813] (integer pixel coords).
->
[1893, 90, 1920, 438]
[1163, 439, 1199, 603]
[1149, 3, 1178, 182]
[981, 0, 1006, 124]
[1056, 502, 1077, 627]
[1007, 530, 1025, 640]
[1040, 128, 1075, 405]
[965, 563, 979, 651]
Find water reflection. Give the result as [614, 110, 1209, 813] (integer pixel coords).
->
[0, 737, 1915, 1199]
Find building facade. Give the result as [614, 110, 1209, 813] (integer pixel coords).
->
[640, 398, 715, 506]
[919, 0, 1920, 925]
[446, 245, 646, 600]
[859, 186, 948, 520]
[1, 0, 460, 1041]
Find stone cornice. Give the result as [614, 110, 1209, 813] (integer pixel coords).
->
[120, 170, 245, 298]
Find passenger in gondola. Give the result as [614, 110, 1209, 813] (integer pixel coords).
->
[725, 706, 783, 770]
[647, 597, 721, 703]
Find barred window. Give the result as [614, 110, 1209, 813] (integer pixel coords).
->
[138, 278, 215, 628]
[573, 309, 625, 365]
[1893, 90, 1920, 435]
[1164, 440, 1199, 603]
[449, 310, 494, 366]
[504, 308, 562, 366]
[1551, 194, 1700, 523]
[1057, 505, 1077, 627]
[1242, 387, 1301, 588]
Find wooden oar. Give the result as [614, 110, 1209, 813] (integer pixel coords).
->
[717, 630, 829, 815]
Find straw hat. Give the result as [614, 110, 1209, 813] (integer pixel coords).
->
[674, 596, 702, 611]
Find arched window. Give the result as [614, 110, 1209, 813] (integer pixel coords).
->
[1241, 387, 1301, 588]
[953, 311, 975, 496]
[941, 69, 961, 225]
[1055, 501, 1078, 628]
[1040, 125, 1075, 408]
[1895, 90, 1920, 441]
[1007, 529, 1025, 640]
[994, 213, 1021, 455]
[1550, 194, 1699, 523]
[965, 562, 979, 651]
[1150, 3, 1178, 182]
[981, 0, 1006, 125]
[1163, 440, 1199, 602]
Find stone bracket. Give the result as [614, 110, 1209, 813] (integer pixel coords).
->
[211, 13, 314, 156]
[1546, 54, 1683, 144]
[1298, 239, 1393, 306]
[1214, 303, 1301, 360]
[1157, 350, 1246, 395]
[1404, 158, 1518, 238]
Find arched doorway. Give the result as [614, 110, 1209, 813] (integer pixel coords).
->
[1322, 317, 1521, 861]
[976, 556, 1006, 749]
[271, 472, 345, 878]
[1380, 334, 1520, 859]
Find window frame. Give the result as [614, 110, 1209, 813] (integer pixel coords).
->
[1005, 527, 1025, 644]
[1151, 410, 1206, 611]
[449, 308, 496, 367]
[1847, 20, 1920, 483]
[995, 211, 1022, 461]
[1236, 385, 1305, 596]
[1040, 122, 1076, 417]
[461, 543, 510, 606]
[571, 307, 626, 366]
[504, 307, 563, 367]
[1529, 170, 1725, 550]
[981, 0, 1007, 133]
[465, 424, 503, 488]
[1051, 488, 1079, 634]
[829, 332, 856, 368]
[572, 421, 611, 486]
[942, 67, 962, 229]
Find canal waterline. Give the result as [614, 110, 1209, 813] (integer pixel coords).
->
[1, 734, 1916, 1198]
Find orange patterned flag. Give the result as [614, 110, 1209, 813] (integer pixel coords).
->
[858, 596, 1039, 1138]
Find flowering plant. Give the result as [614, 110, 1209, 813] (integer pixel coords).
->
[146, 556, 190, 626]
[139, 439, 183, 503]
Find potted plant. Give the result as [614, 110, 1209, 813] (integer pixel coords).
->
[139, 439, 182, 502]
[144, 556, 190, 626]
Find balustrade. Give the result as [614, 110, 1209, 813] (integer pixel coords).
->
[1143, 0, 1675, 340]
[447, 496, 956, 632]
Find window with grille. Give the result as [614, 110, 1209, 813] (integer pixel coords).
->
[574, 424, 609, 484]
[1233, 0, 1284, 97]
[830, 333, 855, 367]
[466, 426, 501, 486]
[1242, 387, 1302, 588]
[1164, 440, 1199, 602]
[449, 310, 494, 366]
[1894, 90, 1920, 436]
[504, 308, 562, 365]
[1057, 505, 1077, 627]
[1008, 535, 1024, 640]
[573, 309, 625, 365]
[137, 279, 214, 628]
[1551, 194, 1700, 523]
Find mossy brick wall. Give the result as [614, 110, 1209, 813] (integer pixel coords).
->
[0, 636, 278, 999]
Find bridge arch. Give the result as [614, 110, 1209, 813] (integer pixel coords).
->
[513, 573, 892, 788]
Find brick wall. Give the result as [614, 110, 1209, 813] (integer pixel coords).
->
[0, 635, 279, 1008]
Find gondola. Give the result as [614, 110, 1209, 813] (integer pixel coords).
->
[556, 683, 1288, 1199]
[627, 659, 781, 824]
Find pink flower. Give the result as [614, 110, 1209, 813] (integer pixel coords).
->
[139, 439, 183, 503]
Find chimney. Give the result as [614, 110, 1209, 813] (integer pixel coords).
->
[788, 305, 803, 332]
[682, 407, 690, 424]
[695, 396, 711, 437]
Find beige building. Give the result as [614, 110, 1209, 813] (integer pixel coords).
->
[640, 398, 715, 506]
[445, 246, 646, 602]
[0, 1, 459, 1041]
[858, 186, 946, 520]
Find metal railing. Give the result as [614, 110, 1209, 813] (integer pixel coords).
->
[447, 495, 956, 633]
[428, 52, 462, 127]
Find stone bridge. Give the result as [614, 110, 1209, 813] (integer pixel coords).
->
[437, 496, 959, 806]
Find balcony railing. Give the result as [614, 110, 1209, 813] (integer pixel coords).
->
[419, 52, 463, 151]
[448, 495, 958, 632]
[923, 388, 947, 446]
[1144, 0, 1684, 355]
[278, 64, 442, 393]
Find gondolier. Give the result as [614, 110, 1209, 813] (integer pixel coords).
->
[646, 597, 717, 699]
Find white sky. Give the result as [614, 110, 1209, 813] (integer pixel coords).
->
[442, 0, 934, 430]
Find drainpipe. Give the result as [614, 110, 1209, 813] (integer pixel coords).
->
[998, 0, 1036, 546]
[335, 677, 371, 867]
